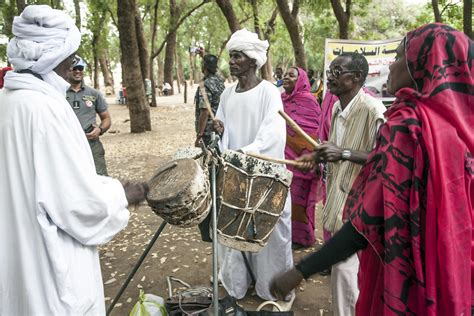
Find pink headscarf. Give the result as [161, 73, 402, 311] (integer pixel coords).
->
[282, 67, 321, 177]
[282, 67, 321, 143]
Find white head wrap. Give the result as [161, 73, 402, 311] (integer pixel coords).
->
[6, 5, 81, 92]
[226, 28, 269, 69]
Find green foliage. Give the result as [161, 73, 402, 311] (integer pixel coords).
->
[0, 0, 467, 81]
[416, 0, 463, 30]
[0, 44, 7, 63]
[351, 1, 415, 40]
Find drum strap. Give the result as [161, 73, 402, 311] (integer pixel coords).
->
[240, 251, 256, 285]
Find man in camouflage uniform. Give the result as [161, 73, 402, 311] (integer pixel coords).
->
[67, 57, 111, 176]
[194, 54, 225, 147]
[194, 54, 225, 242]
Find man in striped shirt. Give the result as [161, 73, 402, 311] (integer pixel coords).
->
[312, 52, 386, 316]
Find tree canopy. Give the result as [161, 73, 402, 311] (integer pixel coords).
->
[0, 0, 469, 132]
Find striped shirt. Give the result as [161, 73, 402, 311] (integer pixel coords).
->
[322, 89, 386, 232]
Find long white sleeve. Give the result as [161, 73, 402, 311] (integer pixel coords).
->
[33, 95, 129, 246]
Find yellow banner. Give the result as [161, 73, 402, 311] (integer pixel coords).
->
[323, 38, 402, 99]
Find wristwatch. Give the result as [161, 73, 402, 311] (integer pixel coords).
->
[98, 126, 105, 135]
[342, 149, 352, 160]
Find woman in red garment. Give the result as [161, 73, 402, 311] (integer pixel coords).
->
[271, 23, 473, 315]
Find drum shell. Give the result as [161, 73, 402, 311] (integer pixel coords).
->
[147, 158, 211, 228]
[216, 150, 292, 252]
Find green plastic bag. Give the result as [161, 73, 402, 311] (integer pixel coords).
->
[130, 290, 168, 316]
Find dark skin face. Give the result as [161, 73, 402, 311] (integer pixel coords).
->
[228, 50, 261, 92]
[275, 68, 283, 79]
[387, 41, 414, 95]
[326, 56, 364, 112]
[53, 53, 76, 80]
[282, 67, 299, 94]
[228, 50, 256, 78]
[326, 56, 363, 101]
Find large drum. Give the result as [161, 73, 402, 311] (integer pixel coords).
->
[216, 150, 293, 252]
[146, 158, 211, 228]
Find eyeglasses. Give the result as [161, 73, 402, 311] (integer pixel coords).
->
[326, 68, 358, 79]
[72, 65, 84, 71]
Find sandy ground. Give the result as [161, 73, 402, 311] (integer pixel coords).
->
[100, 88, 333, 315]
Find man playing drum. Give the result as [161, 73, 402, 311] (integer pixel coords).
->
[213, 28, 294, 309]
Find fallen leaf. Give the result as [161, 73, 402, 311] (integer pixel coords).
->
[104, 278, 116, 285]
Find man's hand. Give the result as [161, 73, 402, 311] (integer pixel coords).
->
[296, 152, 316, 171]
[122, 181, 149, 206]
[212, 119, 224, 135]
[316, 142, 343, 162]
[86, 125, 101, 140]
[194, 136, 202, 148]
[270, 267, 304, 300]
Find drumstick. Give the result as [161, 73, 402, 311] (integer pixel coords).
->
[247, 152, 303, 168]
[278, 110, 319, 148]
[199, 81, 215, 120]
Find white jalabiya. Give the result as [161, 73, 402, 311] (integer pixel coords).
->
[0, 71, 129, 315]
[225, 28, 269, 69]
[216, 80, 293, 300]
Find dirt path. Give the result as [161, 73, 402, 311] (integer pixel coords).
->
[100, 91, 332, 315]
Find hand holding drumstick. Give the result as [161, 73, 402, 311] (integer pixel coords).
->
[278, 110, 319, 149]
[278, 110, 323, 171]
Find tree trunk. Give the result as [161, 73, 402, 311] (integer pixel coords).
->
[117, 0, 151, 133]
[431, 0, 443, 23]
[149, 58, 158, 107]
[177, 49, 185, 88]
[188, 53, 194, 86]
[251, 1, 278, 80]
[330, 0, 351, 39]
[251, 0, 269, 80]
[263, 8, 278, 79]
[73, 0, 81, 29]
[464, 0, 472, 39]
[105, 51, 115, 87]
[215, 0, 241, 33]
[135, 5, 150, 83]
[174, 49, 181, 93]
[163, 0, 178, 96]
[93, 49, 100, 89]
[276, 0, 307, 69]
[158, 57, 165, 87]
[99, 54, 114, 95]
[148, 0, 160, 107]
[16, 0, 26, 14]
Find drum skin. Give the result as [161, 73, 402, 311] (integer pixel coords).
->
[216, 150, 293, 252]
[147, 158, 211, 228]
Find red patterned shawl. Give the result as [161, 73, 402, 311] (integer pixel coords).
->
[345, 23, 474, 315]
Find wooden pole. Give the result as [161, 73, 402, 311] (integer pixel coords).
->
[278, 110, 318, 148]
[247, 152, 303, 168]
[199, 82, 215, 120]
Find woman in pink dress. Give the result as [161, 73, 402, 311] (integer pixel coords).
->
[282, 66, 322, 248]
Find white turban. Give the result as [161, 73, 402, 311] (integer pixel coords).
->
[7, 5, 81, 75]
[226, 28, 269, 69]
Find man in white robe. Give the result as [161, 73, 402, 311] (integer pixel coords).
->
[0, 5, 147, 315]
[213, 29, 293, 304]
